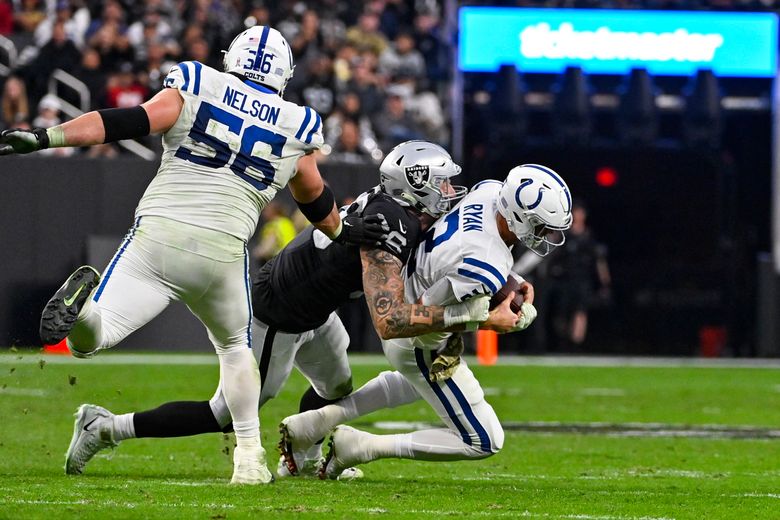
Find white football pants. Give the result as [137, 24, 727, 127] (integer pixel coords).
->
[68, 216, 260, 441]
[290, 340, 504, 462]
[209, 312, 353, 427]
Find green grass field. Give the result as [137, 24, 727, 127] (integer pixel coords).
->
[1, 352, 779, 519]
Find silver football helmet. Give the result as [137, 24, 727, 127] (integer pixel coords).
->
[497, 164, 573, 256]
[379, 140, 466, 217]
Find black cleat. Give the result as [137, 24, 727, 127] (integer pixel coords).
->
[40, 266, 100, 345]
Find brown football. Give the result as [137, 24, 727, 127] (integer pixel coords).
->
[489, 275, 523, 313]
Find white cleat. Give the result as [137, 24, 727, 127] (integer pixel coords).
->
[230, 445, 274, 485]
[278, 410, 329, 475]
[319, 426, 368, 480]
[65, 404, 118, 475]
[276, 455, 323, 478]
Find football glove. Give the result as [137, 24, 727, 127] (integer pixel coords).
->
[429, 333, 464, 383]
[512, 302, 538, 332]
[333, 212, 390, 247]
[0, 128, 49, 155]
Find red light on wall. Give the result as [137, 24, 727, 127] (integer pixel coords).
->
[595, 167, 618, 187]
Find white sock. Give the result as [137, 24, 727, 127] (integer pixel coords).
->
[318, 371, 419, 434]
[364, 429, 483, 462]
[112, 413, 136, 441]
[68, 298, 103, 353]
[218, 348, 261, 448]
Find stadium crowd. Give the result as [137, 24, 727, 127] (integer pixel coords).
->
[0, 0, 451, 161]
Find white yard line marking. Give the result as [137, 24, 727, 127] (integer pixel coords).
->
[0, 498, 676, 519]
[0, 387, 47, 396]
[2, 353, 780, 369]
[579, 388, 627, 397]
[363, 420, 780, 439]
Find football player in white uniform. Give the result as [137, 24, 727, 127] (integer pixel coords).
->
[54, 141, 520, 480]
[279, 164, 573, 477]
[0, 26, 386, 484]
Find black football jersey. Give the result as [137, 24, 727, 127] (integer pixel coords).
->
[253, 187, 422, 333]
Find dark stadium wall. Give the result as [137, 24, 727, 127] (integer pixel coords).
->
[0, 158, 379, 350]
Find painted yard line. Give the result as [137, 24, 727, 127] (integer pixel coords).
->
[1, 352, 780, 368]
[0, 499, 674, 519]
[365, 420, 780, 439]
[0, 387, 47, 396]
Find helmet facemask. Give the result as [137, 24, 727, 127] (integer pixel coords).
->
[513, 212, 567, 256]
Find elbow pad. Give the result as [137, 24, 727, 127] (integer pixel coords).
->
[98, 106, 151, 143]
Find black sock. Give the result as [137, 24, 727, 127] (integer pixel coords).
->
[299, 385, 342, 413]
[133, 401, 223, 438]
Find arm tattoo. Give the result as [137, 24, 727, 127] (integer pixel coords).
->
[360, 247, 447, 339]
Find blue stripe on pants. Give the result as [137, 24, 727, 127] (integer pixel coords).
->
[243, 245, 252, 349]
[414, 348, 471, 446]
[444, 378, 492, 453]
[93, 217, 141, 302]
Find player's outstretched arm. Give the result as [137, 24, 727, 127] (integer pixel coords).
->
[290, 154, 388, 246]
[0, 89, 183, 155]
[360, 247, 507, 339]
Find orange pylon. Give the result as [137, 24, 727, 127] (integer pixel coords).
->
[476, 330, 498, 365]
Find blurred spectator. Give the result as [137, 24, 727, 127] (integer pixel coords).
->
[34, 0, 90, 49]
[14, 0, 46, 34]
[289, 53, 336, 117]
[252, 201, 297, 264]
[378, 31, 426, 83]
[342, 55, 383, 116]
[184, 37, 215, 68]
[332, 42, 358, 89]
[1, 76, 30, 130]
[105, 64, 148, 108]
[345, 10, 387, 55]
[391, 75, 447, 144]
[33, 94, 73, 156]
[289, 9, 324, 64]
[127, 6, 178, 65]
[412, 8, 447, 85]
[86, 0, 134, 71]
[137, 42, 176, 94]
[21, 20, 81, 102]
[517, 202, 611, 351]
[372, 85, 423, 151]
[75, 47, 107, 109]
[0, 0, 11, 35]
[324, 117, 376, 164]
[324, 90, 379, 158]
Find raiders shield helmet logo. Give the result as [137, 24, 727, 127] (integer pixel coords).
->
[404, 165, 430, 189]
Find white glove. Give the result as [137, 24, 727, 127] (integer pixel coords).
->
[512, 302, 538, 332]
[443, 295, 490, 328]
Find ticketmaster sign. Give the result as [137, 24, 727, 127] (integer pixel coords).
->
[459, 7, 778, 77]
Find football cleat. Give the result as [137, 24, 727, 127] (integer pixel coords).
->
[65, 404, 118, 475]
[231, 445, 274, 485]
[278, 411, 328, 476]
[40, 266, 100, 346]
[276, 455, 323, 478]
[319, 426, 367, 480]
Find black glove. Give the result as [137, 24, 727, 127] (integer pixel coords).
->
[333, 212, 390, 247]
[0, 128, 50, 155]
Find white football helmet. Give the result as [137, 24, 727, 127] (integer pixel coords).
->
[497, 164, 573, 256]
[223, 26, 294, 96]
[379, 140, 467, 217]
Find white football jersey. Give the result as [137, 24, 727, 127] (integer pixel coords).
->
[401, 180, 514, 350]
[134, 61, 324, 241]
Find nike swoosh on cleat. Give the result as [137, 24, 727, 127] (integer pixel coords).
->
[83, 417, 98, 432]
[63, 285, 84, 307]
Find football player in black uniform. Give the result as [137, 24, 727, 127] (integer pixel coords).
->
[63, 141, 521, 479]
